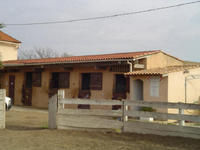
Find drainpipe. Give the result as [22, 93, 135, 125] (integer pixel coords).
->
[127, 61, 133, 72]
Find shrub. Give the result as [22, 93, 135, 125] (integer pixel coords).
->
[140, 107, 156, 112]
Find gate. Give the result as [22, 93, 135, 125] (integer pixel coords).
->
[48, 90, 200, 139]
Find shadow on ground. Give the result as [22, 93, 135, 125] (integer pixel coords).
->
[6, 125, 46, 131]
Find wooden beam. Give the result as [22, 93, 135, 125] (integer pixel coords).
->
[59, 99, 123, 106]
[58, 109, 122, 117]
[125, 100, 200, 110]
[125, 111, 200, 123]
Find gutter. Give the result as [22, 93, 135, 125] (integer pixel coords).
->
[127, 61, 134, 72]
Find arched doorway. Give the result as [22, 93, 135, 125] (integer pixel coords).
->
[133, 79, 143, 101]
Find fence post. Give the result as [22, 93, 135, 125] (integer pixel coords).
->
[58, 90, 65, 109]
[179, 108, 185, 126]
[122, 100, 128, 132]
[48, 94, 57, 129]
[0, 89, 6, 129]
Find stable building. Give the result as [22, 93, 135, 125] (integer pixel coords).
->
[1, 50, 200, 110]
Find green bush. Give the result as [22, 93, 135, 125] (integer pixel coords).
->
[140, 107, 156, 112]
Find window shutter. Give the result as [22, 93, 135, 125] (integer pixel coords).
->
[32, 72, 41, 87]
[59, 72, 70, 88]
[90, 73, 102, 90]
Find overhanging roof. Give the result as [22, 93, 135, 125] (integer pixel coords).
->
[3, 50, 160, 67]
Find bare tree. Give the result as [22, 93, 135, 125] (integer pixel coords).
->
[18, 48, 70, 60]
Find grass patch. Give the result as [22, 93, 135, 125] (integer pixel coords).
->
[115, 128, 122, 133]
[41, 124, 48, 129]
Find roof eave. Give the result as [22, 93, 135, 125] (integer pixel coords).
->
[125, 73, 163, 76]
[3, 58, 136, 67]
[0, 40, 21, 48]
[2, 50, 159, 67]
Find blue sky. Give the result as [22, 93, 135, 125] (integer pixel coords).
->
[1, 0, 200, 61]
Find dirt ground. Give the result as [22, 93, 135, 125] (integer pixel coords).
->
[0, 106, 199, 150]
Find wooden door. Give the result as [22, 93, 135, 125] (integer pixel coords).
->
[9, 75, 15, 104]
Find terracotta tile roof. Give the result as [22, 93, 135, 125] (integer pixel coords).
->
[0, 30, 21, 43]
[125, 65, 200, 76]
[3, 50, 160, 66]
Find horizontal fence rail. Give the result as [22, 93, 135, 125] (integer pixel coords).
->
[59, 99, 123, 105]
[58, 109, 122, 117]
[125, 100, 200, 110]
[125, 111, 200, 123]
[50, 90, 200, 139]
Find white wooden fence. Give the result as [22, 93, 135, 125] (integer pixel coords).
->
[48, 90, 200, 139]
[56, 98, 123, 131]
[123, 100, 200, 139]
[0, 89, 6, 129]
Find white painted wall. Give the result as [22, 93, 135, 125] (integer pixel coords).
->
[0, 41, 19, 61]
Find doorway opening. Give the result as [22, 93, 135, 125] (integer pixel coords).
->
[112, 74, 128, 110]
[22, 72, 33, 106]
[9, 75, 15, 105]
[25, 72, 33, 88]
[133, 79, 143, 101]
[78, 73, 91, 109]
[81, 73, 91, 91]
[133, 79, 144, 111]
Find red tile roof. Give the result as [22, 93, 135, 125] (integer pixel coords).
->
[0, 30, 21, 43]
[125, 65, 200, 76]
[3, 50, 160, 66]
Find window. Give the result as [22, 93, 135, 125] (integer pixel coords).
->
[51, 72, 70, 89]
[59, 72, 70, 88]
[90, 73, 102, 90]
[32, 72, 41, 87]
[150, 77, 160, 97]
[115, 74, 127, 93]
[81, 73, 102, 90]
